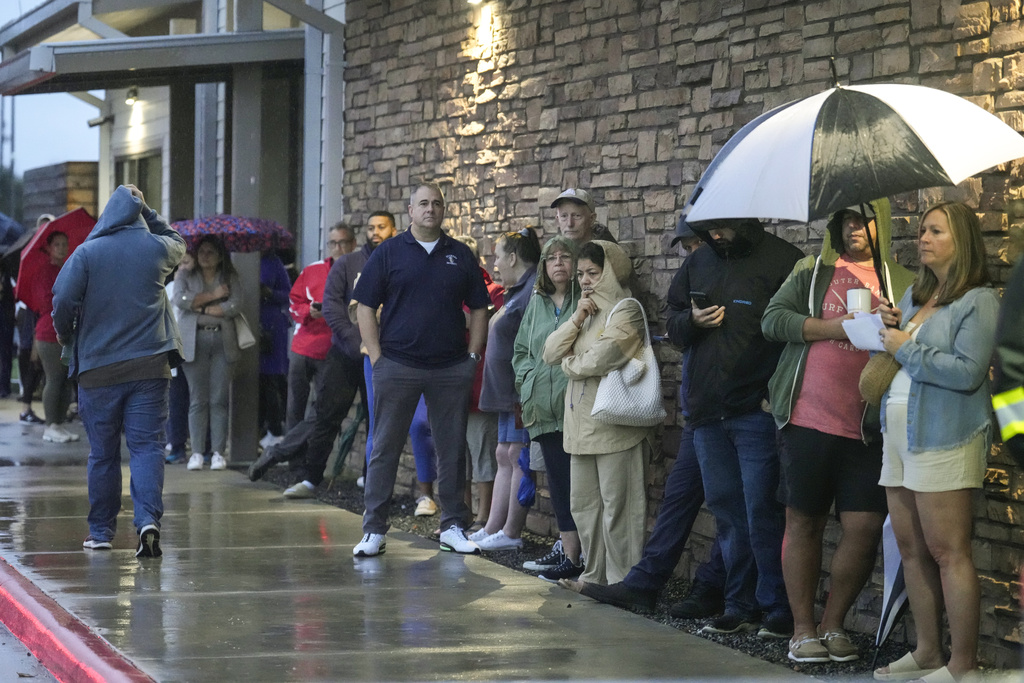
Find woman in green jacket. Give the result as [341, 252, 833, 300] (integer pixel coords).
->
[512, 235, 583, 581]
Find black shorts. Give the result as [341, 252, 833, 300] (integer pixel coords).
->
[777, 424, 887, 516]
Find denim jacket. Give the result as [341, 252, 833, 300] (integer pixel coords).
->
[881, 285, 1000, 452]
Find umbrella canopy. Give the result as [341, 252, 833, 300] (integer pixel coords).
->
[172, 215, 295, 253]
[873, 515, 909, 666]
[684, 83, 1024, 224]
[0, 212, 24, 248]
[13, 208, 96, 313]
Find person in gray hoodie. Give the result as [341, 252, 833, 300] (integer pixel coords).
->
[52, 184, 185, 559]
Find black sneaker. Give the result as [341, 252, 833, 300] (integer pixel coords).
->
[19, 410, 43, 424]
[522, 539, 564, 571]
[669, 580, 725, 619]
[538, 557, 584, 583]
[247, 448, 281, 482]
[699, 613, 760, 635]
[578, 581, 657, 612]
[136, 524, 162, 558]
[757, 611, 794, 639]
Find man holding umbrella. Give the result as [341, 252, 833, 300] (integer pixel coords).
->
[762, 200, 914, 663]
[52, 185, 185, 558]
[666, 217, 802, 637]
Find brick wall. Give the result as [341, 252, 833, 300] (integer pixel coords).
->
[340, 0, 1024, 667]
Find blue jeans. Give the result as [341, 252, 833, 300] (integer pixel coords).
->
[695, 411, 788, 619]
[79, 379, 169, 540]
[625, 422, 725, 592]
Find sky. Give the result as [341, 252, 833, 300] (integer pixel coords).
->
[0, 2, 100, 176]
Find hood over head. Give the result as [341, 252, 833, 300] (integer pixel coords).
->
[580, 239, 632, 309]
[87, 185, 146, 241]
[670, 213, 697, 247]
[689, 217, 765, 258]
[822, 197, 892, 266]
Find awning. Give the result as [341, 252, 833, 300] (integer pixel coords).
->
[0, 29, 305, 95]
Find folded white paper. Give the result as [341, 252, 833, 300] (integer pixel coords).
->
[842, 312, 886, 352]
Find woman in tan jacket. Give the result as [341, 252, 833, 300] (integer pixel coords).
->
[542, 240, 652, 585]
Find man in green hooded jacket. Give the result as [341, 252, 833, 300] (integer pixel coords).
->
[762, 199, 914, 664]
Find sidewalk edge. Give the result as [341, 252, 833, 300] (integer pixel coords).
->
[0, 556, 154, 683]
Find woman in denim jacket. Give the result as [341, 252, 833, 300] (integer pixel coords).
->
[874, 202, 999, 683]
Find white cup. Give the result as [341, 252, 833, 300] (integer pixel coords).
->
[847, 288, 871, 314]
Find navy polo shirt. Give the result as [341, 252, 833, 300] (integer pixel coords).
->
[352, 230, 490, 369]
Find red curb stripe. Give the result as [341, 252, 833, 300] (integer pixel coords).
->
[0, 556, 153, 683]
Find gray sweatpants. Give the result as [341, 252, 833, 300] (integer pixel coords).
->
[362, 355, 476, 534]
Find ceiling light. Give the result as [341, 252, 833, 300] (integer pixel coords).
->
[125, 86, 138, 106]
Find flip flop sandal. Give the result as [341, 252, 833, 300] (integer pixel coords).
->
[873, 652, 942, 681]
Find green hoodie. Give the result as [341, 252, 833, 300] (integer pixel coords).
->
[761, 197, 915, 436]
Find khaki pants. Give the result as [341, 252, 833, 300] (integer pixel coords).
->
[570, 440, 649, 585]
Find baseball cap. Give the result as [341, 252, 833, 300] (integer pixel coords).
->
[551, 188, 594, 211]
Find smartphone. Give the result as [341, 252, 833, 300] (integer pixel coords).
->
[311, 302, 322, 311]
[690, 291, 714, 309]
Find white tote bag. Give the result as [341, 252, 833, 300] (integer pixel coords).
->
[590, 297, 667, 427]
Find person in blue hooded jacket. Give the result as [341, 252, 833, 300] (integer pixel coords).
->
[52, 185, 185, 559]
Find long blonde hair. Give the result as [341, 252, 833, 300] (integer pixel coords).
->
[911, 201, 990, 306]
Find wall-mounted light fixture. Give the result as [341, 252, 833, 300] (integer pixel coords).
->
[468, 0, 483, 4]
[125, 86, 138, 106]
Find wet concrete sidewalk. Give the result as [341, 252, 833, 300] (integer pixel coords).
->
[0, 401, 795, 682]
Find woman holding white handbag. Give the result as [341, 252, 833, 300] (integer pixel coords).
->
[542, 240, 657, 585]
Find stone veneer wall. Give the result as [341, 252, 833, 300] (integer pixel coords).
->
[339, 0, 1024, 667]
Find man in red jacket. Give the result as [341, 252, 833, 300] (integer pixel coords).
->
[284, 223, 356, 432]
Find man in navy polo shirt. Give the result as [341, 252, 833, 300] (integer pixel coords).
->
[352, 182, 490, 556]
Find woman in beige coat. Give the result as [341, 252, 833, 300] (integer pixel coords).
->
[542, 240, 652, 585]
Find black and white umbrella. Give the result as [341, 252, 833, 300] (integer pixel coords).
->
[684, 83, 1024, 224]
[872, 515, 910, 667]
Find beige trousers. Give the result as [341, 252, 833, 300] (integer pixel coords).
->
[570, 440, 649, 585]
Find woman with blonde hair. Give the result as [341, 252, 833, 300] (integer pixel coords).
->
[874, 201, 999, 683]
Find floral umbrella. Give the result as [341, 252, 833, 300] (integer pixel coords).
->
[171, 215, 295, 253]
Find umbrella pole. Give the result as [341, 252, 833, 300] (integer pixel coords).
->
[862, 202, 890, 305]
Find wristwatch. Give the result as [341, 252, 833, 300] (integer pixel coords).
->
[469, 352, 481, 362]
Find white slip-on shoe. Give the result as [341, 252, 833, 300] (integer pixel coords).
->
[476, 530, 523, 551]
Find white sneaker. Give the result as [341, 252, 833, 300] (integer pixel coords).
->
[439, 525, 480, 554]
[59, 425, 80, 442]
[43, 424, 71, 443]
[187, 453, 204, 470]
[353, 533, 386, 557]
[356, 476, 365, 489]
[283, 482, 315, 499]
[468, 527, 490, 542]
[259, 431, 284, 449]
[210, 453, 227, 470]
[476, 530, 523, 551]
[414, 495, 438, 516]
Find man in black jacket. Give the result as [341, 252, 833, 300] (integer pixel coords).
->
[666, 218, 802, 638]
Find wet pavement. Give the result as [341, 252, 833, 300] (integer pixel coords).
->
[0, 398, 797, 681]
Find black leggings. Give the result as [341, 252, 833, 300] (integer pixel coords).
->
[533, 431, 577, 532]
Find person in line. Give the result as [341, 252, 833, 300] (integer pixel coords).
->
[762, 200, 914, 663]
[52, 184, 185, 557]
[667, 217, 802, 638]
[470, 228, 541, 551]
[15, 303, 43, 424]
[173, 235, 244, 471]
[565, 218, 727, 617]
[247, 222, 367, 499]
[513, 235, 583, 580]
[285, 223, 356, 435]
[164, 251, 194, 463]
[257, 250, 294, 445]
[347, 212, 442, 511]
[874, 202, 999, 683]
[352, 183, 489, 556]
[34, 231, 79, 443]
[453, 233, 503, 532]
[551, 188, 616, 245]
[542, 240, 652, 585]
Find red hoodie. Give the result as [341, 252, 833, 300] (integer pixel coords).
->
[289, 258, 334, 360]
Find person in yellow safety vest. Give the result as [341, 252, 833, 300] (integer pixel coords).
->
[993, 258, 1024, 467]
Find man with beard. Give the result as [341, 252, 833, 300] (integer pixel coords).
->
[666, 218, 802, 638]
